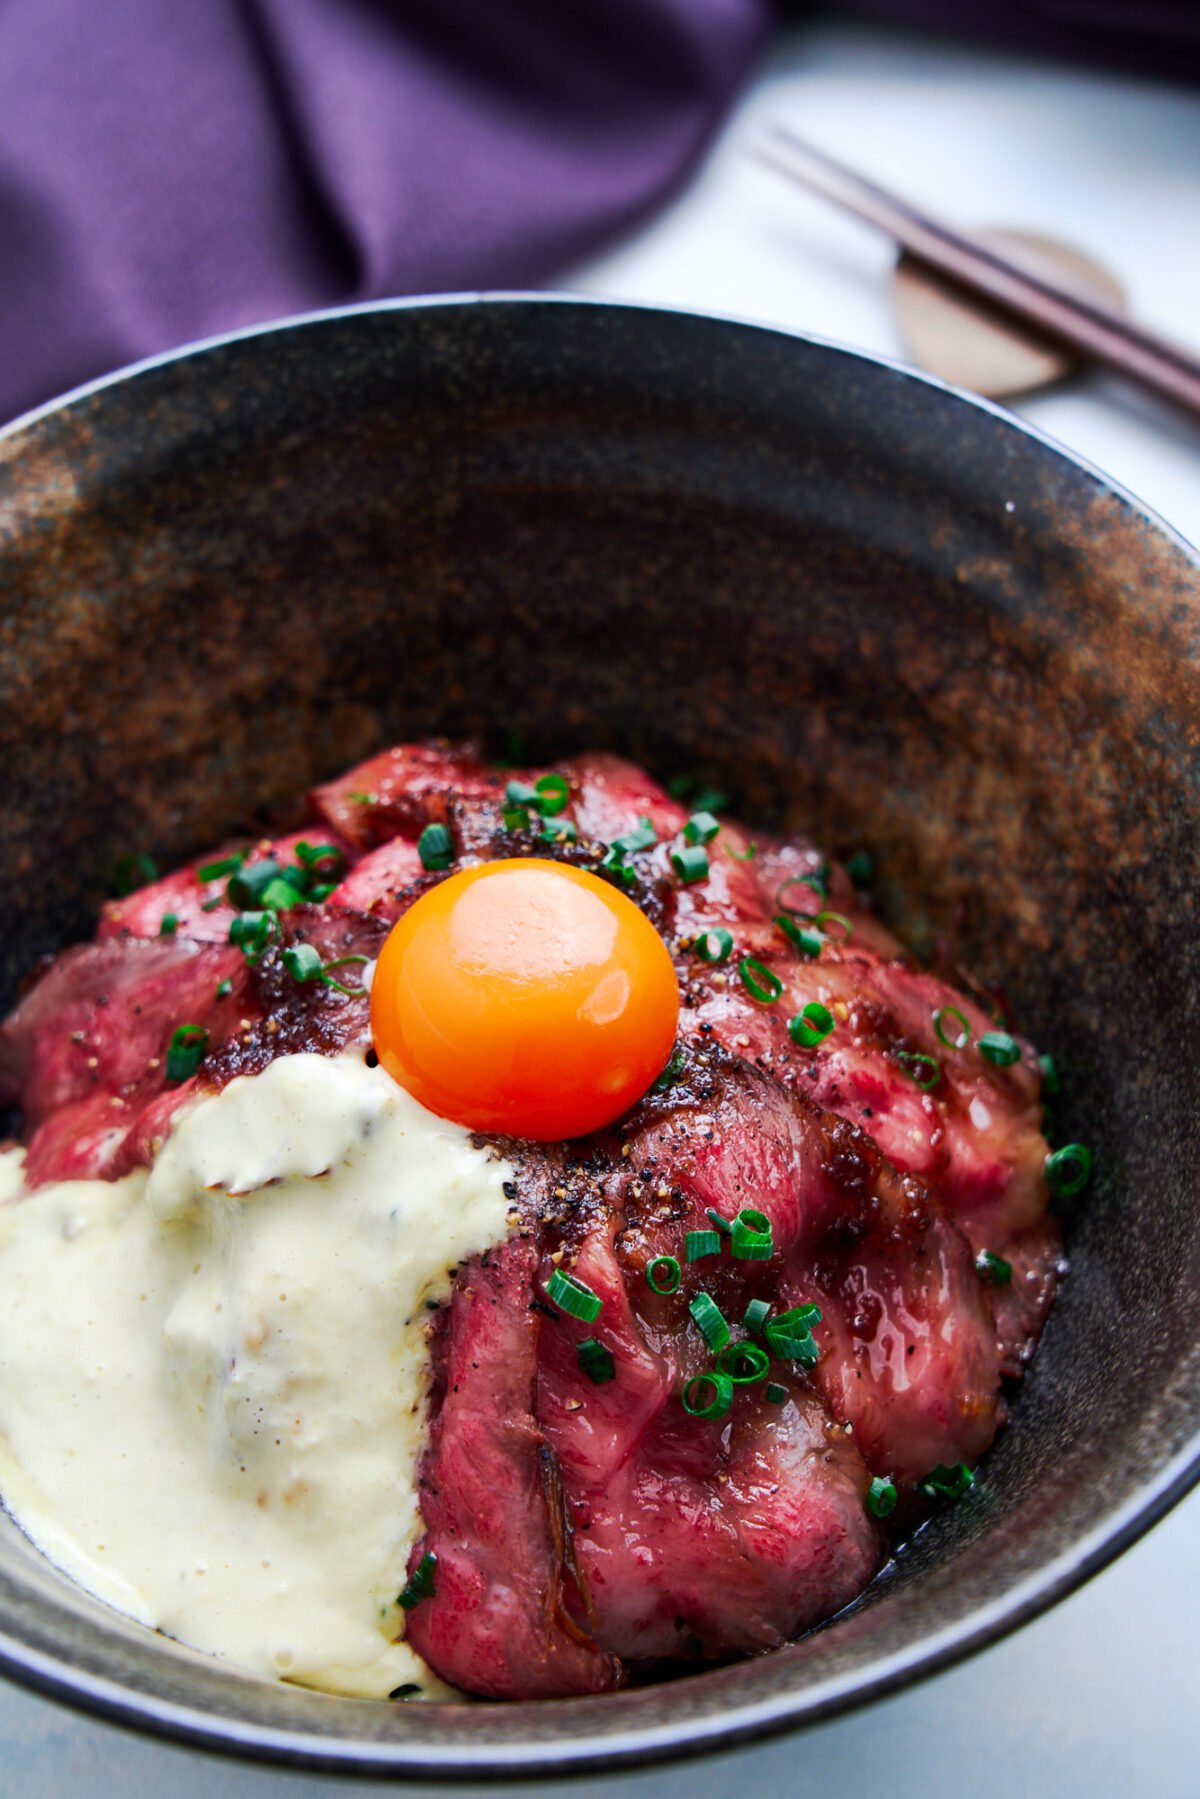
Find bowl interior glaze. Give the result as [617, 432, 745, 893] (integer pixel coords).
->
[0, 297, 1198, 1778]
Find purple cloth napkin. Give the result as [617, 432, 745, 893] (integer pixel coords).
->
[0, 0, 771, 425]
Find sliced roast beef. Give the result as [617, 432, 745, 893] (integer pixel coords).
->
[1, 738, 1065, 1698]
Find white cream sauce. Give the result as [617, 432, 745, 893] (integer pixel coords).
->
[0, 1052, 515, 1698]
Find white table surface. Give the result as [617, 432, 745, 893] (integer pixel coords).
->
[4, 19, 1199, 1797]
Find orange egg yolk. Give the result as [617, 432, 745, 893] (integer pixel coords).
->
[370, 858, 680, 1140]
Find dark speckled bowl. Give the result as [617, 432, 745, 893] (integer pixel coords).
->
[0, 297, 1198, 1778]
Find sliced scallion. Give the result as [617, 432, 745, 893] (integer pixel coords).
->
[684, 811, 720, 845]
[695, 927, 733, 964]
[976, 1248, 1013, 1285]
[705, 1208, 733, 1236]
[534, 774, 569, 817]
[731, 1207, 773, 1261]
[866, 1476, 898, 1518]
[917, 1462, 976, 1502]
[651, 1048, 685, 1092]
[979, 1030, 1020, 1068]
[546, 1268, 603, 1322]
[1045, 1143, 1092, 1196]
[775, 913, 824, 957]
[227, 858, 284, 909]
[398, 1551, 437, 1610]
[196, 853, 243, 884]
[716, 1339, 771, 1384]
[165, 1024, 208, 1083]
[671, 843, 709, 884]
[598, 845, 636, 887]
[576, 1337, 616, 1384]
[159, 912, 179, 936]
[814, 909, 853, 942]
[933, 1005, 970, 1050]
[739, 957, 782, 1004]
[417, 823, 453, 871]
[611, 817, 657, 855]
[685, 1229, 722, 1262]
[681, 1371, 733, 1420]
[788, 1002, 834, 1049]
[645, 1255, 681, 1295]
[1038, 1052, 1060, 1096]
[765, 1381, 788, 1405]
[845, 850, 875, 887]
[282, 943, 323, 983]
[743, 1296, 771, 1335]
[689, 1292, 731, 1353]
[896, 1049, 941, 1090]
[215, 978, 233, 999]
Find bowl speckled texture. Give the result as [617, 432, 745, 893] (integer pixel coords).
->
[0, 296, 1198, 1778]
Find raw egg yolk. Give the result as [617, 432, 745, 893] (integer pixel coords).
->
[370, 857, 680, 1140]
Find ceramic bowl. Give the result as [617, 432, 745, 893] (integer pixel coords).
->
[1, 297, 1198, 1777]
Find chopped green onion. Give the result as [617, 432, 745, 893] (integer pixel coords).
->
[845, 850, 875, 887]
[259, 876, 304, 912]
[576, 1337, 616, 1384]
[738, 957, 782, 1004]
[692, 787, 729, 815]
[505, 780, 540, 809]
[706, 1208, 733, 1236]
[814, 910, 853, 942]
[671, 843, 709, 884]
[546, 1268, 603, 1322]
[651, 1048, 685, 1092]
[765, 1304, 822, 1368]
[197, 853, 243, 884]
[200, 894, 225, 913]
[685, 1229, 722, 1262]
[689, 1292, 731, 1352]
[282, 943, 323, 983]
[534, 773, 569, 817]
[159, 912, 179, 936]
[309, 880, 338, 903]
[417, 823, 453, 871]
[716, 1340, 771, 1384]
[775, 913, 824, 957]
[165, 1024, 208, 1083]
[788, 1002, 834, 1049]
[295, 841, 343, 875]
[765, 1381, 788, 1405]
[743, 1297, 771, 1335]
[397, 1551, 437, 1610]
[227, 859, 285, 908]
[685, 811, 720, 845]
[731, 1207, 774, 1261]
[976, 1248, 1013, 1285]
[611, 817, 656, 855]
[542, 818, 577, 845]
[229, 910, 277, 962]
[731, 841, 758, 860]
[896, 1049, 941, 1090]
[1045, 1143, 1092, 1196]
[933, 1005, 970, 1050]
[917, 1462, 976, 1502]
[502, 802, 532, 833]
[111, 852, 158, 896]
[645, 1255, 681, 1295]
[321, 953, 370, 998]
[866, 1475, 898, 1518]
[776, 875, 822, 916]
[598, 845, 636, 887]
[695, 927, 733, 964]
[979, 1030, 1020, 1067]
[681, 1371, 733, 1420]
[1038, 1052, 1060, 1096]
[215, 978, 233, 999]
[347, 791, 377, 805]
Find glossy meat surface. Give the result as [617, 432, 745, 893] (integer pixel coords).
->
[0, 742, 1062, 1697]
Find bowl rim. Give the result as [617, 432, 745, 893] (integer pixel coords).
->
[1, 290, 1198, 1778]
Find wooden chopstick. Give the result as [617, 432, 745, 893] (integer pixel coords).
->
[753, 126, 1200, 420]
